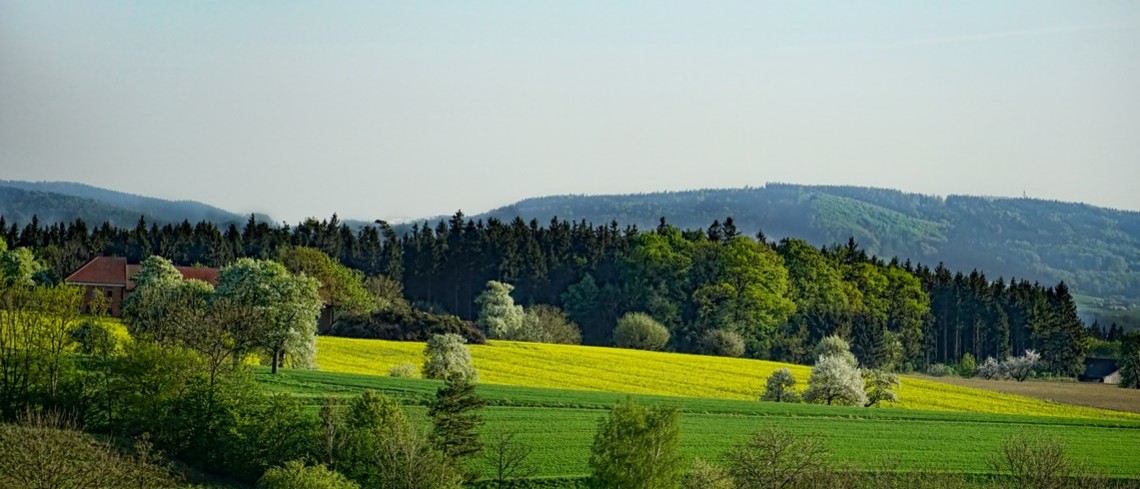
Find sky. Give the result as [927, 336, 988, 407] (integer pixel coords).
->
[2, 1, 1139, 223]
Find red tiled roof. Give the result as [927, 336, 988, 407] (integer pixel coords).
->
[65, 256, 128, 286]
[66, 257, 220, 289]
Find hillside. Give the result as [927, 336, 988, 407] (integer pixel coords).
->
[315, 337, 1140, 421]
[455, 184, 1140, 312]
[0, 180, 265, 227]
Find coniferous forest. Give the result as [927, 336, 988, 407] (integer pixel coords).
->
[1, 212, 1093, 374]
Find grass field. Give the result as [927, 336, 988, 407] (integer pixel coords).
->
[257, 369, 1140, 480]
[314, 336, 1140, 420]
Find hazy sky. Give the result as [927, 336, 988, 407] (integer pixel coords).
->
[2, 1, 1139, 223]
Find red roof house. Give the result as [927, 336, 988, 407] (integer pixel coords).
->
[66, 257, 219, 317]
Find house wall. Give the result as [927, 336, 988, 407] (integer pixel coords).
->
[1105, 371, 1121, 385]
[79, 285, 126, 317]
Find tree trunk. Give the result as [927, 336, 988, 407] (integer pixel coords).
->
[271, 348, 280, 374]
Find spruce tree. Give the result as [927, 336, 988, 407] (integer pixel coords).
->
[429, 374, 487, 461]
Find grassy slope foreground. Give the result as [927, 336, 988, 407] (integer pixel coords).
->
[315, 336, 1140, 421]
[258, 369, 1140, 480]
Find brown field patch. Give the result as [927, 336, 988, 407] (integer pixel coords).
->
[912, 375, 1140, 414]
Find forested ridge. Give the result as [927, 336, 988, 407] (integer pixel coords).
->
[0, 211, 1101, 373]
[448, 183, 1140, 304]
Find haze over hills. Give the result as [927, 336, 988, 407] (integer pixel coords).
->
[0, 180, 269, 228]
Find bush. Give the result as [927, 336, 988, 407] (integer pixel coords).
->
[925, 363, 957, 377]
[978, 356, 1006, 380]
[958, 353, 977, 378]
[515, 305, 582, 344]
[760, 368, 801, 403]
[388, 363, 416, 378]
[727, 428, 832, 489]
[422, 334, 478, 383]
[863, 369, 900, 407]
[613, 313, 670, 351]
[701, 329, 745, 357]
[258, 461, 359, 489]
[682, 459, 734, 489]
[987, 433, 1088, 489]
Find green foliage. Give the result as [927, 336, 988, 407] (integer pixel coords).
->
[71, 319, 118, 356]
[279, 246, 376, 318]
[422, 334, 478, 383]
[258, 461, 359, 489]
[682, 459, 734, 489]
[588, 398, 683, 489]
[958, 353, 977, 378]
[760, 367, 800, 403]
[613, 312, 670, 351]
[804, 355, 866, 406]
[476, 281, 526, 340]
[987, 433, 1086, 489]
[517, 305, 582, 344]
[389, 363, 417, 378]
[429, 375, 486, 463]
[0, 282, 84, 418]
[0, 247, 48, 286]
[1119, 331, 1140, 389]
[925, 364, 957, 377]
[863, 369, 900, 407]
[700, 329, 746, 358]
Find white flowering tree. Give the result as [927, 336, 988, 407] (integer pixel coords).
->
[804, 355, 866, 406]
[1002, 350, 1040, 382]
[423, 333, 478, 383]
[475, 281, 524, 339]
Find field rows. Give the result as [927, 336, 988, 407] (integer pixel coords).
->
[315, 336, 1140, 420]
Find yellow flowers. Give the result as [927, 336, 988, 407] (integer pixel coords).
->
[316, 337, 1138, 421]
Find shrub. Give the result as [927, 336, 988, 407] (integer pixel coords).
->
[613, 313, 670, 351]
[683, 459, 734, 489]
[701, 329, 746, 357]
[422, 334, 478, 383]
[760, 368, 801, 403]
[987, 433, 1088, 489]
[588, 398, 683, 489]
[978, 356, 1006, 380]
[258, 461, 359, 489]
[388, 363, 416, 378]
[515, 305, 582, 344]
[329, 308, 486, 344]
[804, 355, 866, 406]
[727, 428, 832, 489]
[958, 353, 977, 378]
[925, 363, 957, 377]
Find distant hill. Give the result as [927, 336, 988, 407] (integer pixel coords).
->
[0, 180, 267, 228]
[433, 184, 1139, 308]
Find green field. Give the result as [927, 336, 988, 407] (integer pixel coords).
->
[257, 369, 1140, 480]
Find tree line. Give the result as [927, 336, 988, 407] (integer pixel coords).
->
[1, 212, 1097, 375]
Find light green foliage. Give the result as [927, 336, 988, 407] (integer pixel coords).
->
[278, 246, 376, 318]
[701, 329, 746, 358]
[621, 229, 694, 329]
[1119, 331, 1140, 389]
[804, 355, 867, 406]
[774, 239, 852, 362]
[682, 459, 734, 489]
[883, 266, 930, 364]
[388, 363, 417, 378]
[727, 428, 832, 489]
[863, 369, 900, 407]
[0, 247, 48, 286]
[475, 281, 525, 339]
[516, 305, 582, 344]
[958, 353, 977, 378]
[0, 237, 5, 252]
[588, 398, 683, 489]
[124, 275, 213, 345]
[0, 282, 84, 415]
[422, 334, 478, 383]
[258, 461, 359, 489]
[761, 367, 801, 403]
[814, 335, 858, 368]
[215, 258, 323, 371]
[613, 312, 670, 351]
[364, 275, 411, 315]
[133, 255, 183, 289]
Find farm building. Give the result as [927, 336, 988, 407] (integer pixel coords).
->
[1079, 358, 1120, 384]
[65, 256, 219, 317]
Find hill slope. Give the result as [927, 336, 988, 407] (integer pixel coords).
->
[0, 180, 265, 227]
[458, 184, 1140, 305]
[315, 337, 1140, 421]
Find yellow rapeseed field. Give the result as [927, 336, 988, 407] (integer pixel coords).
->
[316, 336, 1140, 420]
